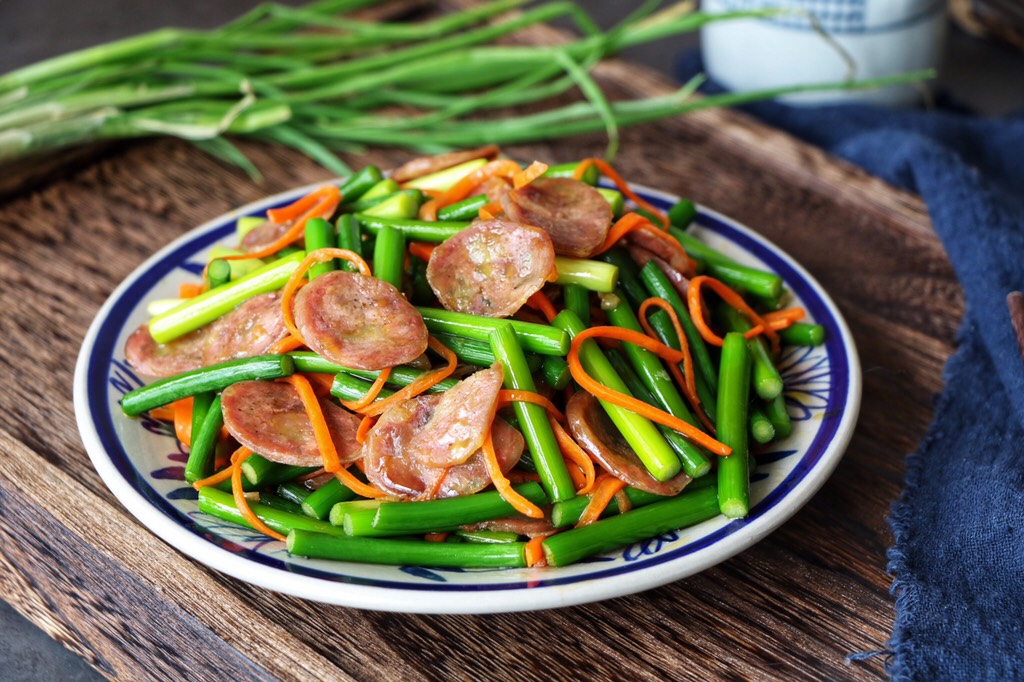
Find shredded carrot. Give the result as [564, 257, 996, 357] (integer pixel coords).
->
[424, 532, 449, 543]
[232, 448, 287, 542]
[178, 282, 203, 299]
[148, 405, 175, 422]
[279, 247, 372, 344]
[750, 307, 806, 336]
[496, 389, 565, 424]
[613, 488, 633, 514]
[551, 418, 596, 495]
[303, 372, 336, 396]
[567, 327, 732, 456]
[358, 336, 458, 417]
[482, 429, 544, 518]
[269, 333, 305, 355]
[172, 397, 194, 446]
[280, 374, 340, 472]
[687, 275, 779, 353]
[477, 203, 501, 220]
[573, 159, 669, 229]
[577, 473, 627, 527]
[637, 297, 714, 432]
[525, 291, 558, 323]
[192, 444, 250, 491]
[407, 241, 435, 262]
[355, 415, 376, 444]
[340, 367, 392, 411]
[524, 536, 547, 567]
[512, 161, 549, 189]
[223, 185, 341, 262]
[333, 467, 389, 499]
[419, 159, 525, 221]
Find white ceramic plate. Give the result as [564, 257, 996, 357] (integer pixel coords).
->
[74, 179, 861, 614]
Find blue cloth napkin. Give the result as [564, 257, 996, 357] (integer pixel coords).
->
[677, 53, 1024, 679]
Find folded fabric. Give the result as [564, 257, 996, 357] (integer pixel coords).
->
[677, 52, 1024, 679]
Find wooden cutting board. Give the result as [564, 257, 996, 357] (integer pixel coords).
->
[0, 7, 957, 681]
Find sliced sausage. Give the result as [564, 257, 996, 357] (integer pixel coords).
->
[501, 177, 612, 258]
[240, 220, 293, 253]
[293, 270, 428, 370]
[202, 292, 289, 366]
[427, 219, 555, 318]
[623, 228, 696, 279]
[363, 394, 524, 500]
[390, 144, 500, 184]
[124, 324, 206, 378]
[409, 364, 504, 467]
[566, 391, 691, 496]
[221, 380, 362, 467]
[624, 245, 690, 300]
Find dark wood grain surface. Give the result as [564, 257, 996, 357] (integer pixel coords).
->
[0, 5, 958, 681]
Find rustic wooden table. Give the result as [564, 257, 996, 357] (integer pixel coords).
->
[0, 4, 960, 681]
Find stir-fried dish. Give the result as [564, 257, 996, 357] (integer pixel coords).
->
[120, 148, 825, 569]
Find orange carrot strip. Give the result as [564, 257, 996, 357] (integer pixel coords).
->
[424, 532, 449, 543]
[269, 334, 305, 355]
[172, 397, 194, 447]
[524, 536, 547, 567]
[477, 203, 501, 220]
[512, 161, 548, 189]
[358, 336, 457, 417]
[419, 159, 523, 221]
[551, 417, 596, 495]
[267, 186, 333, 224]
[333, 467, 389, 499]
[496, 389, 565, 424]
[280, 374, 340, 472]
[687, 275, 779, 353]
[408, 241, 435, 262]
[482, 429, 544, 519]
[227, 186, 341, 261]
[567, 327, 732, 456]
[148, 405, 175, 422]
[637, 297, 714, 432]
[574, 159, 669, 229]
[279, 247, 372, 343]
[340, 367, 392, 411]
[232, 448, 287, 542]
[178, 282, 204, 299]
[355, 415, 376, 444]
[192, 445, 249, 491]
[747, 307, 806, 336]
[613, 488, 633, 514]
[525, 291, 558, 323]
[577, 473, 627, 527]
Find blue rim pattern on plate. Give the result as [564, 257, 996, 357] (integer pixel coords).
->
[76, 181, 858, 610]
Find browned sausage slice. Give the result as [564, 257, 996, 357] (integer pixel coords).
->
[566, 391, 691, 496]
[124, 324, 206, 378]
[221, 380, 362, 467]
[293, 270, 428, 370]
[202, 292, 289, 366]
[623, 228, 696, 279]
[363, 394, 524, 501]
[240, 220, 293, 253]
[390, 144, 500, 184]
[624, 244, 690, 301]
[409, 364, 504, 467]
[427, 219, 555, 318]
[462, 513, 556, 538]
[501, 177, 612, 258]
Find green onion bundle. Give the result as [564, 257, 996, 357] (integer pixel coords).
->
[0, 0, 930, 178]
